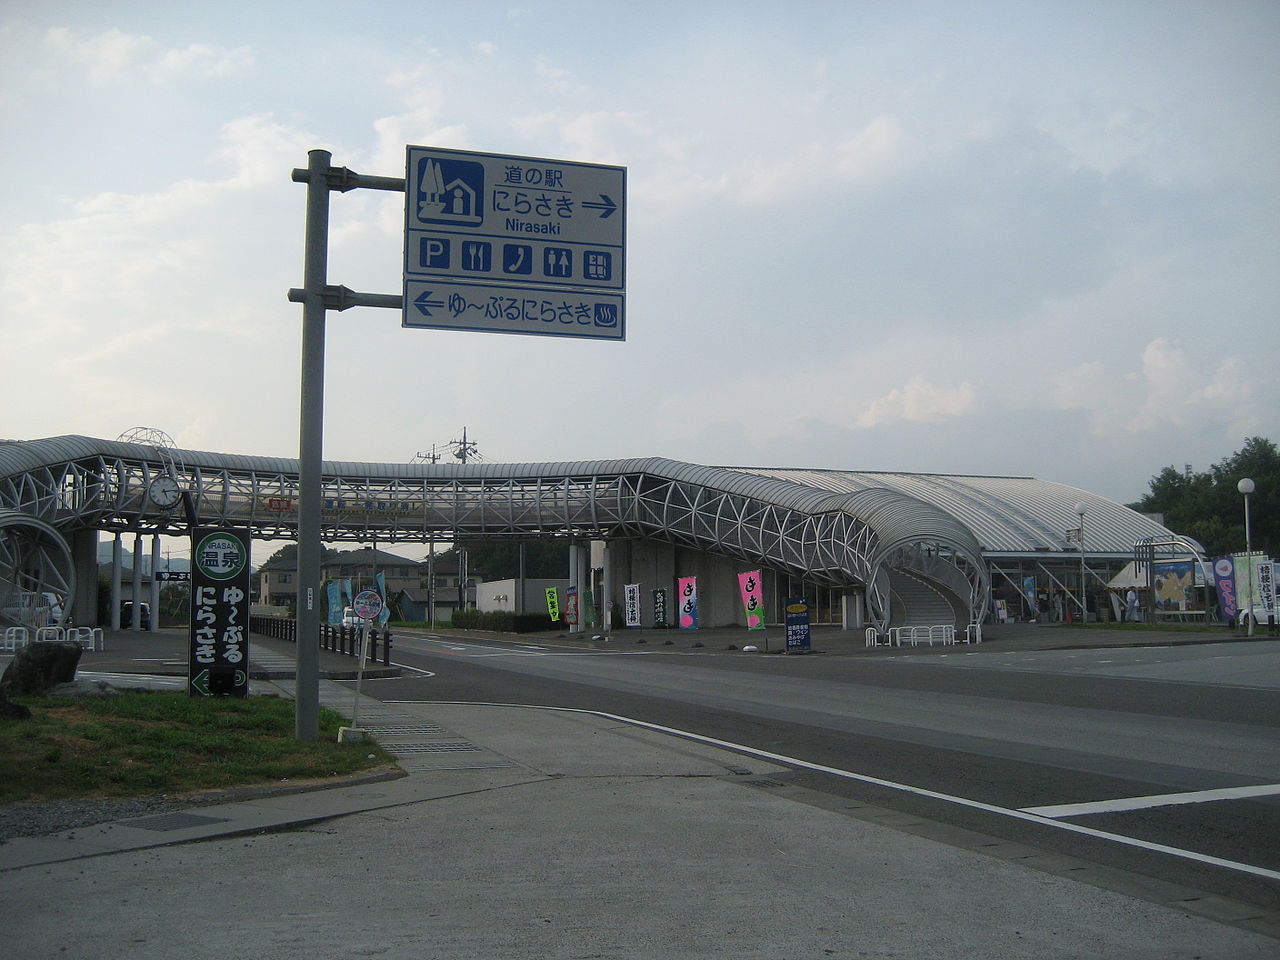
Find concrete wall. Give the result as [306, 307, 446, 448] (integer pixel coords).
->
[476, 578, 571, 615]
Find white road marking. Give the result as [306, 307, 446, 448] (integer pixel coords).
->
[1021, 783, 1280, 818]
[380, 698, 1280, 884]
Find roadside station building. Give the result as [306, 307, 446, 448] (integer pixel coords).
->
[1, 435, 1197, 637]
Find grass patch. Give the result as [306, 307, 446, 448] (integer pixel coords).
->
[0, 691, 395, 803]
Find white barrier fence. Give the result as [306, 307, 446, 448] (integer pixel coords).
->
[865, 624, 982, 647]
[2, 625, 104, 652]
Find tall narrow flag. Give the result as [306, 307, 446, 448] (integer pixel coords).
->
[624, 584, 641, 627]
[738, 570, 765, 630]
[545, 587, 561, 622]
[677, 576, 698, 630]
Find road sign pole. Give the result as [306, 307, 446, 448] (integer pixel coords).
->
[293, 148, 332, 741]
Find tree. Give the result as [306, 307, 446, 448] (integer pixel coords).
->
[431, 539, 572, 580]
[1134, 437, 1278, 557]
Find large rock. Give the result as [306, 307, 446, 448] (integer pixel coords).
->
[0, 641, 83, 696]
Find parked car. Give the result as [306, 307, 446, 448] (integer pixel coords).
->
[341, 607, 363, 629]
[121, 601, 151, 629]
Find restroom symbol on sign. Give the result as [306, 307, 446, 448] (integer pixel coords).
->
[544, 247, 572, 278]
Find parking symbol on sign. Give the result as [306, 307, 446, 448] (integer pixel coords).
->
[420, 237, 451, 270]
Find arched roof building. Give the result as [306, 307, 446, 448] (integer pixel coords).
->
[1, 435, 1194, 633]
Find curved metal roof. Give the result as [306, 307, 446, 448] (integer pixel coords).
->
[729, 467, 1183, 556]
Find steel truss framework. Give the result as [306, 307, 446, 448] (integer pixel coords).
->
[0, 436, 992, 632]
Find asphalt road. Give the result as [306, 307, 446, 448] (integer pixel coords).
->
[364, 631, 1280, 916]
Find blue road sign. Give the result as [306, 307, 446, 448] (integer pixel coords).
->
[404, 279, 624, 341]
[404, 145, 626, 298]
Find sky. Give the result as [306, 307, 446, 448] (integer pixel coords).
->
[2, 0, 1277, 507]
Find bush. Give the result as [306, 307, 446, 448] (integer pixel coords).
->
[450, 610, 558, 633]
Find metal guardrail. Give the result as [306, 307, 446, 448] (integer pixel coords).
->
[249, 614, 394, 666]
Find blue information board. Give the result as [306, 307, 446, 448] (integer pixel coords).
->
[404, 145, 626, 340]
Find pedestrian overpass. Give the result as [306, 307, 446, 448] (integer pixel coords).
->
[2, 433, 1202, 636]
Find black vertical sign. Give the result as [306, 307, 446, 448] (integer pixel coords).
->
[189, 527, 251, 698]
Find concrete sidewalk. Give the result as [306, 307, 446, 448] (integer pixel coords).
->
[3, 630, 1279, 957]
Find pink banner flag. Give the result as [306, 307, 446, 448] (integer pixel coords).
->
[738, 570, 765, 630]
[677, 576, 698, 629]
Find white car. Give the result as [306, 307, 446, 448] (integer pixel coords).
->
[341, 607, 363, 629]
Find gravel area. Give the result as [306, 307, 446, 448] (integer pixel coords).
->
[0, 795, 200, 842]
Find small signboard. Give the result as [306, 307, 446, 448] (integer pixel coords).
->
[352, 588, 384, 621]
[784, 597, 812, 652]
[189, 527, 251, 697]
[156, 570, 191, 582]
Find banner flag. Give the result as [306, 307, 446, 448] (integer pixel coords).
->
[545, 587, 561, 622]
[1258, 560, 1276, 624]
[565, 586, 579, 626]
[326, 581, 342, 624]
[677, 576, 699, 630]
[737, 570, 766, 630]
[375, 571, 391, 624]
[1213, 557, 1237, 623]
[652, 588, 669, 628]
[624, 584, 642, 627]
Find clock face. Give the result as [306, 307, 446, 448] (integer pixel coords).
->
[148, 476, 182, 509]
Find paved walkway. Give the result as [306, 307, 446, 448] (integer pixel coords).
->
[1, 624, 1277, 957]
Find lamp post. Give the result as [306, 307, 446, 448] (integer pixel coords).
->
[1238, 478, 1255, 636]
[1075, 501, 1088, 623]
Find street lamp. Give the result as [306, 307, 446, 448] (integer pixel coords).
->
[1238, 478, 1255, 636]
[1075, 501, 1088, 623]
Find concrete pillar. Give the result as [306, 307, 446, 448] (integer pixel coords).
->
[149, 535, 162, 631]
[600, 539, 612, 636]
[111, 535, 122, 631]
[840, 589, 865, 631]
[71, 528, 99, 626]
[132, 532, 143, 631]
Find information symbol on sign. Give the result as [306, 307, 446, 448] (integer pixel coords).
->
[419, 237, 451, 270]
[543, 247, 573, 278]
[461, 241, 492, 272]
[502, 243, 533, 274]
[583, 251, 612, 281]
[415, 157, 485, 226]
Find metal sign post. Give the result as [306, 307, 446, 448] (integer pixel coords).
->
[289, 145, 625, 739]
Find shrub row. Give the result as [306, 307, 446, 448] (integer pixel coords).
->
[450, 610, 559, 633]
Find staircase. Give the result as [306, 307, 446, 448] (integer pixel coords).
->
[886, 568, 963, 629]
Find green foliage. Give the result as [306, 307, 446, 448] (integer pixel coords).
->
[440, 539, 571, 580]
[450, 609, 557, 633]
[0, 691, 394, 802]
[1134, 437, 1278, 557]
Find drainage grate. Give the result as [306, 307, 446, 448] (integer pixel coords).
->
[360, 724, 449, 736]
[746, 778, 787, 788]
[401, 758, 516, 770]
[390, 741, 484, 755]
[121, 812, 232, 832]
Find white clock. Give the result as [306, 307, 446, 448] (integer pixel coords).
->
[148, 476, 183, 509]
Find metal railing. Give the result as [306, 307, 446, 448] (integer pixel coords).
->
[250, 614, 394, 666]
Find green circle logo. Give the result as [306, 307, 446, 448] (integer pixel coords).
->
[195, 533, 247, 581]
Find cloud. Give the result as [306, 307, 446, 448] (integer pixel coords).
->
[40, 26, 252, 86]
[1051, 337, 1267, 443]
[855, 376, 979, 428]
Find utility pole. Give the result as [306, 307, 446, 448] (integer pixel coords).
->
[453, 428, 478, 616]
[453, 426, 478, 463]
